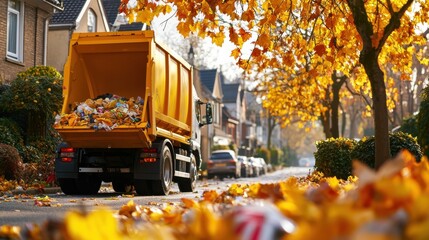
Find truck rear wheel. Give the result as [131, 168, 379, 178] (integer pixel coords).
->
[58, 178, 78, 195]
[151, 144, 173, 195]
[178, 154, 197, 192]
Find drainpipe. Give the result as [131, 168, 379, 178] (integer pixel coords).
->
[43, 10, 55, 66]
[43, 17, 48, 66]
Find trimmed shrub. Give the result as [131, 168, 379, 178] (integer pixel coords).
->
[283, 145, 298, 166]
[314, 138, 357, 180]
[270, 148, 283, 166]
[255, 147, 271, 163]
[0, 143, 23, 180]
[399, 115, 418, 138]
[418, 86, 429, 157]
[351, 131, 422, 169]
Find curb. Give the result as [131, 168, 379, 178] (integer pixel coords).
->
[10, 187, 62, 195]
[9, 182, 113, 195]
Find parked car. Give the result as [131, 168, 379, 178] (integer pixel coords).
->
[248, 157, 262, 177]
[237, 155, 253, 177]
[256, 157, 268, 175]
[207, 150, 241, 179]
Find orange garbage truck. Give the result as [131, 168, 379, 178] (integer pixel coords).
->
[54, 31, 212, 196]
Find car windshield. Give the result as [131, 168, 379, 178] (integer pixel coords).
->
[210, 152, 233, 160]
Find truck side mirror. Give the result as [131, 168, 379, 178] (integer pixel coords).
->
[205, 103, 213, 124]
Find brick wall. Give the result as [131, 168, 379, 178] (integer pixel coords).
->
[0, 1, 51, 82]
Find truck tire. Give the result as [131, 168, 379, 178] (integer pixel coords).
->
[151, 144, 173, 195]
[58, 178, 78, 195]
[178, 154, 197, 192]
[134, 179, 152, 195]
[76, 174, 101, 195]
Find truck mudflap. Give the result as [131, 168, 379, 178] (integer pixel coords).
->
[55, 125, 151, 148]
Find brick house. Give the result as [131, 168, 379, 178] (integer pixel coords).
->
[0, 0, 63, 82]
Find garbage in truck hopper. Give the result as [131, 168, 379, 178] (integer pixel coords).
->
[54, 94, 144, 131]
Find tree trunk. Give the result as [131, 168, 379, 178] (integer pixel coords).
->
[345, 0, 412, 169]
[341, 106, 347, 137]
[266, 112, 278, 150]
[331, 85, 340, 138]
[361, 53, 391, 169]
[320, 112, 332, 139]
[330, 72, 347, 138]
[267, 115, 272, 150]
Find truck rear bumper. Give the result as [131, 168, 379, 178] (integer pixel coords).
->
[78, 167, 131, 173]
[55, 126, 151, 148]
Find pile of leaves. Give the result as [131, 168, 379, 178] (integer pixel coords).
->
[2, 151, 429, 239]
[54, 94, 144, 131]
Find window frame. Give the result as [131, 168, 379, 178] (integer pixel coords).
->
[7, 0, 24, 62]
[87, 9, 97, 32]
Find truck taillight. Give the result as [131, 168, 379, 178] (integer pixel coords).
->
[140, 148, 158, 163]
[60, 147, 75, 162]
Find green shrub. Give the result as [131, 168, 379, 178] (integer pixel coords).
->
[283, 145, 298, 166]
[351, 131, 422, 168]
[0, 67, 63, 115]
[270, 148, 283, 166]
[418, 87, 429, 157]
[0, 143, 23, 180]
[314, 138, 357, 180]
[0, 66, 63, 164]
[254, 147, 271, 163]
[0, 118, 25, 157]
[399, 115, 418, 138]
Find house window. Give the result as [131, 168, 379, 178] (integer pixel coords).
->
[88, 9, 96, 32]
[214, 102, 220, 124]
[7, 0, 24, 61]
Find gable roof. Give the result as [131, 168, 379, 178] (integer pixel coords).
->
[118, 22, 144, 31]
[199, 69, 218, 93]
[222, 82, 240, 103]
[50, 0, 88, 25]
[102, 0, 120, 27]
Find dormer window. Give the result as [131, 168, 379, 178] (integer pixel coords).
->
[88, 9, 96, 32]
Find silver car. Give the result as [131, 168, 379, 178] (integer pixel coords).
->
[256, 157, 268, 175]
[207, 150, 241, 179]
[237, 155, 253, 177]
[248, 157, 262, 177]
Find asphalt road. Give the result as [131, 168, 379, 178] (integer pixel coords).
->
[0, 166, 312, 228]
